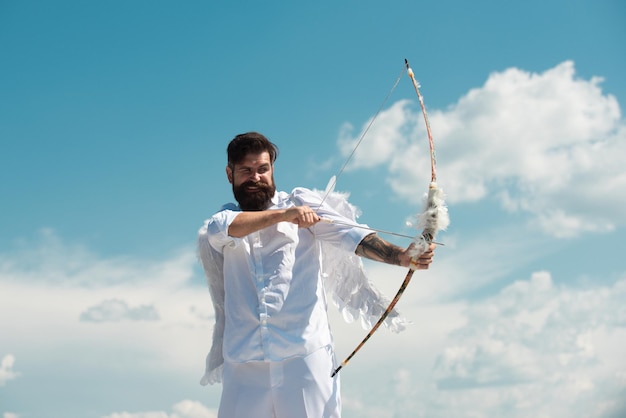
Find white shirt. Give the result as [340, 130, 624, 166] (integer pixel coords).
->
[206, 187, 370, 364]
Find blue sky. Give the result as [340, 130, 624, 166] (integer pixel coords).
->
[1, 1, 625, 417]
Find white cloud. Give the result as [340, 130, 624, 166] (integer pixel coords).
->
[428, 271, 626, 417]
[101, 400, 217, 418]
[338, 100, 415, 170]
[102, 413, 168, 418]
[338, 61, 626, 237]
[0, 354, 20, 386]
[171, 401, 218, 418]
[80, 299, 160, 323]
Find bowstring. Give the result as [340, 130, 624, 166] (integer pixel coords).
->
[316, 63, 406, 212]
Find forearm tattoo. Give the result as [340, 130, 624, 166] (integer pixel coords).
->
[355, 233, 403, 266]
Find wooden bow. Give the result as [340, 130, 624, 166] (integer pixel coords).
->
[331, 59, 449, 376]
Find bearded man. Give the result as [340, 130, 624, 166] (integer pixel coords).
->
[198, 132, 435, 418]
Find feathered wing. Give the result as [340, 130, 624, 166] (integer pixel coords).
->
[321, 247, 409, 332]
[316, 181, 408, 333]
[197, 221, 225, 385]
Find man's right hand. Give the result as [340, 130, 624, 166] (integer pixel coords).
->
[284, 206, 321, 228]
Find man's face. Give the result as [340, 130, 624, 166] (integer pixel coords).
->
[227, 151, 276, 211]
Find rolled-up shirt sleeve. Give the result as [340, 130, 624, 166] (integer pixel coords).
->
[207, 204, 243, 253]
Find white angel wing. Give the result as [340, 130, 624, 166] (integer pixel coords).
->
[197, 221, 225, 385]
[315, 186, 408, 333]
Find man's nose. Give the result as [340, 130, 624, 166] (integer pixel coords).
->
[251, 171, 261, 181]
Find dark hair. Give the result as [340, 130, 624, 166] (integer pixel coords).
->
[227, 132, 279, 167]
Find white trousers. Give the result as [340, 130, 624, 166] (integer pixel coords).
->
[218, 345, 341, 418]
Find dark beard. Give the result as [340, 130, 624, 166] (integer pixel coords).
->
[233, 180, 276, 211]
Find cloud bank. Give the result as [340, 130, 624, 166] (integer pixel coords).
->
[430, 271, 626, 418]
